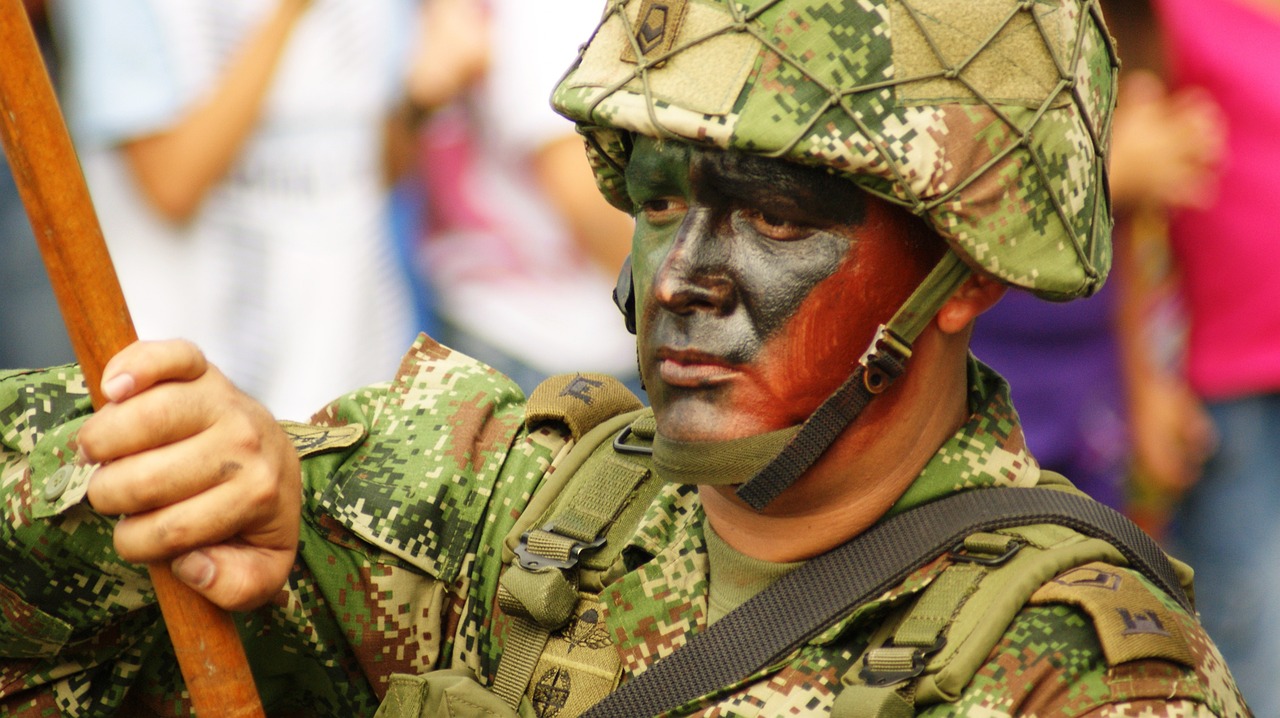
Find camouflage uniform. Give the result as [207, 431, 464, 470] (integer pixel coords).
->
[0, 337, 1249, 716]
[0, 0, 1254, 715]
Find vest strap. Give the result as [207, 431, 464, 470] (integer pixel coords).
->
[581, 486, 1190, 718]
[491, 427, 654, 711]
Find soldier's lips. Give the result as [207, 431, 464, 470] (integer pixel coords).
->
[656, 350, 739, 387]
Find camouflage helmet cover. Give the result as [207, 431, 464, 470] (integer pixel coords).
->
[552, 0, 1119, 300]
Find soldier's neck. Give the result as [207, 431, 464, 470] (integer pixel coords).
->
[700, 330, 969, 564]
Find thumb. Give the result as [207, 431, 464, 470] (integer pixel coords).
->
[172, 545, 294, 612]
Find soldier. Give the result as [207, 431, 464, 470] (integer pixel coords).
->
[0, 0, 1253, 716]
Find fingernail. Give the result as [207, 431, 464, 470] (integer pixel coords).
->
[102, 373, 135, 402]
[172, 551, 216, 590]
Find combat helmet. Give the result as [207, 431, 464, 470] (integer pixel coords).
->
[552, 0, 1118, 508]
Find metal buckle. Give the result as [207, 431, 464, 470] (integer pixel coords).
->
[857, 325, 911, 394]
[613, 425, 654, 456]
[857, 325, 912, 370]
[513, 530, 606, 573]
[949, 538, 1024, 566]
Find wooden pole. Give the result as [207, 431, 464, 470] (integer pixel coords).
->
[0, 3, 267, 716]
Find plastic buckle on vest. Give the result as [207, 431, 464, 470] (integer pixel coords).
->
[859, 636, 946, 688]
[513, 529, 606, 573]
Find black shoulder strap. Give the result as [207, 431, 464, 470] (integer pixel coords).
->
[581, 486, 1189, 718]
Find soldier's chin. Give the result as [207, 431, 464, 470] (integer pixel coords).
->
[651, 395, 774, 444]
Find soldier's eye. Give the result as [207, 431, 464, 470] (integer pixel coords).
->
[639, 197, 687, 225]
[740, 209, 812, 241]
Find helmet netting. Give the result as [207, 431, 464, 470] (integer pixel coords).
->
[553, 0, 1118, 300]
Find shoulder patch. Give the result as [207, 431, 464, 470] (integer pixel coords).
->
[525, 374, 644, 441]
[279, 421, 367, 458]
[1029, 561, 1195, 668]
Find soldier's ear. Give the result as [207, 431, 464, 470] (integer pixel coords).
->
[613, 255, 637, 334]
[936, 273, 1006, 335]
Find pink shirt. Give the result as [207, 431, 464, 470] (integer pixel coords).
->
[1158, 0, 1280, 399]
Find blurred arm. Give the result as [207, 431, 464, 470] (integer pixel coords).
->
[122, 0, 311, 223]
[533, 134, 634, 276]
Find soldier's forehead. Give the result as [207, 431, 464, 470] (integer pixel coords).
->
[627, 136, 866, 220]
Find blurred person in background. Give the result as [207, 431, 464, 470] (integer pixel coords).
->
[49, 0, 436, 419]
[413, 0, 642, 397]
[1147, 0, 1280, 713]
[969, 0, 1223, 517]
[0, 0, 74, 369]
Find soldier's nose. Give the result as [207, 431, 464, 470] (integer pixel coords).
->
[652, 212, 736, 316]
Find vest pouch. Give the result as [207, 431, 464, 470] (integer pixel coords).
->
[374, 669, 527, 718]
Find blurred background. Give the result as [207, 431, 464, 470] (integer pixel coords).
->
[1, 0, 1277, 712]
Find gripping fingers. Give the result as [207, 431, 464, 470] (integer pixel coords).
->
[109, 459, 294, 565]
[112, 466, 300, 611]
[85, 402, 265, 515]
[79, 344, 219, 465]
[87, 448, 246, 517]
[172, 543, 297, 612]
[99, 339, 208, 402]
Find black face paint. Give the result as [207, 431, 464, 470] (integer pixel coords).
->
[626, 137, 893, 442]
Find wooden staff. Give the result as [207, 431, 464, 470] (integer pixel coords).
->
[0, 2, 266, 716]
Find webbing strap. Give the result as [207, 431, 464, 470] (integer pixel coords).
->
[491, 618, 553, 709]
[891, 564, 984, 649]
[735, 253, 971, 509]
[491, 446, 652, 710]
[552, 452, 655, 541]
[581, 486, 1189, 718]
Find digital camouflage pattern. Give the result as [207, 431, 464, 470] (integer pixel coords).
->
[0, 341, 1250, 716]
[553, 0, 1117, 300]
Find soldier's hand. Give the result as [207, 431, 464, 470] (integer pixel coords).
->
[78, 339, 302, 612]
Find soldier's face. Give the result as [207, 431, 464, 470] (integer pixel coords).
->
[626, 137, 937, 442]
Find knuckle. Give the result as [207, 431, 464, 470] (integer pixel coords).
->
[76, 425, 105, 462]
[225, 414, 266, 455]
[175, 339, 208, 372]
[118, 472, 162, 510]
[241, 469, 279, 512]
[151, 516, 193, 555]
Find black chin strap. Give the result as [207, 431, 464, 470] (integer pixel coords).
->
[736, 252, 971, 510]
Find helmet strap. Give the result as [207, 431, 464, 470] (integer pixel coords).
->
[649, 250, 972, 508]
[734, 250, 971, 510]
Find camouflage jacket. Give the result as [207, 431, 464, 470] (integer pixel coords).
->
[0, 336, 1250, 716]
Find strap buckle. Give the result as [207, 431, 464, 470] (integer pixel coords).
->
[613, 425, 655, 456]
[858, 325, 912, 394]
[859, 636, 946, 687]
[513, 528, 606, 573]
[949, 536, 1025, 566]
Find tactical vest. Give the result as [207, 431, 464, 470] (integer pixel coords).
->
[373, 375, 1196, 718]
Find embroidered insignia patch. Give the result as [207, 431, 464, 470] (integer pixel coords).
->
[525, 373, 644, 440]
[533, 667, 572, 717]
[560, 375, 606, 405]
[1030, 562, 1195, 667]
[622, 0, 688, 63]
[279, 421, 367, 458]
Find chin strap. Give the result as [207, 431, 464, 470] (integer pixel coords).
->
[735, 250, 971, 510]
[651, 250, 972, 508]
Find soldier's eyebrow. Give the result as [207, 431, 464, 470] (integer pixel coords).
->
[625, 139, 692, 203]
[698, 151, 867, 226]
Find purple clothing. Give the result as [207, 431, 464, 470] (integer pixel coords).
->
[969, 282, 1127, 509]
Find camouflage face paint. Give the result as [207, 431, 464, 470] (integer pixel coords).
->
[626, 137, 933, 443]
